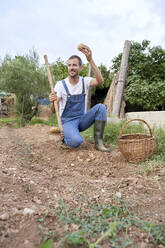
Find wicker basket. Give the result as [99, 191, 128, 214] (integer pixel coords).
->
[118, 119, 156, 163]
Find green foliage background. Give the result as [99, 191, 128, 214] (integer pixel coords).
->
[112, 40, 165, 110]
[0, 50, 49, 122]
[0, 40, 165, 123]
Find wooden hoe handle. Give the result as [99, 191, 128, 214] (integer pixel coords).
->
[44, 55, 63, 132]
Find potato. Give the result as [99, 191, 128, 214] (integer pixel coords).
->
[49, 126, 60, 134]
[77, 43, 85, 51]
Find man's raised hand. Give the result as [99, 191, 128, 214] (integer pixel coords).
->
[77, 43, 92, 62]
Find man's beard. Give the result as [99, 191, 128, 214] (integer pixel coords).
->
[70, 74, 77, 78]
[69, 70, 78, 78]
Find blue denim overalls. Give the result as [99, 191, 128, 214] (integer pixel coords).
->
[61, 77, 107, 147]
[61, 78, 85, 124]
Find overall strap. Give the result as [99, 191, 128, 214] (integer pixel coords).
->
[62, 80, 71, 95]
[82, 77, 85, 94]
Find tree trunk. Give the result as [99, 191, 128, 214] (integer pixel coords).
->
[104, 72, 119, 117]
[112, 40, 131, 117]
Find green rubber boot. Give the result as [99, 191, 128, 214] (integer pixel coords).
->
[94, 120, 110, 152]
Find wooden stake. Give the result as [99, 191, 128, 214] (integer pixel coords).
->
[112, 40, 131, 117]
[44, 55, 63, 132]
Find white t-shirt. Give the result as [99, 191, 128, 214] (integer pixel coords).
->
[54, 76, 92, 117]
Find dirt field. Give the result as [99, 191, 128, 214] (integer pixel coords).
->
[0, 124, 165, 248]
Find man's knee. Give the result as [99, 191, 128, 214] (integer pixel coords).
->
[97, 103, 106, 112]
[96, 103, 107, 120]
[66, 135, 83, 147]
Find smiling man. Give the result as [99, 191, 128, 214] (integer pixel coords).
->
[49, 44, 110, 152]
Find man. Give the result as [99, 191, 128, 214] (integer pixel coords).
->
[49, 44, 109, 152]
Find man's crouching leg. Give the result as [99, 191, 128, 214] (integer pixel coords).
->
[61, 121, 83, 149]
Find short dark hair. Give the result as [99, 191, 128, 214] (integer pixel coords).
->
[68, 55, 82, 66]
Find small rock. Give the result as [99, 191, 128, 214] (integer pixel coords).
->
[23, 208, 35, 215]
[93, 195, 100, 199]
[12, 208, 22, 215]
[33, 196, 42, 204]
[127, 177, 138, 184]
[70, 223, 79, 231]
[89, 153, 94, 158]
[69, 187, 73, 192]
[77, 156, 83, 162]
[0, 213, 9, 221]
[24, 240, 30, 245]
[1, 187, 5, 192]
[136, 184, 143, 190]
[104, 172, 110, 177]
[10, 228, 19, 233]
[30, 180, 35, 184]
[115, 192, 122, 198]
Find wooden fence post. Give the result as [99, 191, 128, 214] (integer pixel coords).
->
[112, 40, 131, 117]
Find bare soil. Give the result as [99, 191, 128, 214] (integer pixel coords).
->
[0, 125, 165, 248]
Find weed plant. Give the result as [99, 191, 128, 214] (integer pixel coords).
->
[39, 198, 165, 247]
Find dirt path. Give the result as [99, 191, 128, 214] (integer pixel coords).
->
[0, 125, 165, 247]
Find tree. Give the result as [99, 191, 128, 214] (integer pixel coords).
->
[111, 40, 165, 110]
[50, 58, 68, 83]
[98, 64, 113, 89]
[0, 50, 49, 123]
[90, 64, 113, 106]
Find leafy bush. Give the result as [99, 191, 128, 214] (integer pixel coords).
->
[112, 40, 165, 110]
[0, 50, 49, 123]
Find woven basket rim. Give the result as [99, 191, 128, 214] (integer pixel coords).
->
[119, 133, 154, 141]
[119, 118, 153, 138]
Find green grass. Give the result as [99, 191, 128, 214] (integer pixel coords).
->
[152, 127, 165, 161]
[0, 115, 58, 127]
[0, 117, 18, 124]
[29, 115, 58, 126]
[81, 119, 151, 146]
[81, 121, 125, 146]
[0, 117, 19, 127]
[40, 239, 53, 248]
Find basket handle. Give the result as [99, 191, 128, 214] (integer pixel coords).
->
[119, 118, 153, 139]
